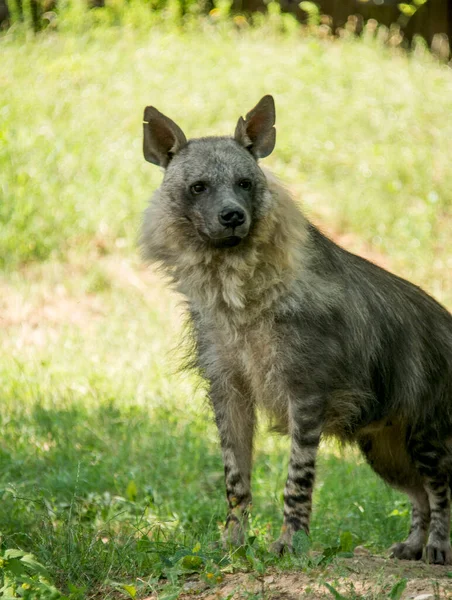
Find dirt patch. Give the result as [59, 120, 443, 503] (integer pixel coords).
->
[0, 284, 105, 329]
[0, 277, 105, 348]
[146, 554, 452, 600]
[0, 252, 180, 348]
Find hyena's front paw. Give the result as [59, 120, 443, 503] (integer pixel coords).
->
[222, 514, 246, 548]
[425, 541, 452, 565]
[269, 527, 295, 555]
[269, 538, 293, 555]
[390, 541, 423, 561]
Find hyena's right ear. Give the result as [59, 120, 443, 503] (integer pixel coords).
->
[143, 106, 187, 168]
[234, 95, 276, 159]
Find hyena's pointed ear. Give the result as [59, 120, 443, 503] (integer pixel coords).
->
[234, 95, 276, 160]
[143, 106, 187, 168]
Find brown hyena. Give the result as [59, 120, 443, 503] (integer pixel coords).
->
[141, 96, 452, 564]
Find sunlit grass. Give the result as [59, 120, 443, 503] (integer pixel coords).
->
[1, 16, 451, 598]
[1, 23, 451, 304]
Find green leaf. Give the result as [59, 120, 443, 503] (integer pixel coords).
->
[322, 546, 341, 560]
[339, 531, 354, 552]
[231, 545, 247, 559]
[324, 582, 348, 600]
[299, 1, 320, 26]
[20, 554, 52, 579]
[398, 3, 416, 16]
[299, 0, 318, 13]
[3, 549, 27, 560]
[16, 574, 43, 585]
[120, 584, 137, 599]
[160, 591, 182, 600]
[126, 480, 137, 502]
[180, 555, 204, 570]
[389, 578, 408, 600]
[3, 557, 26, 576]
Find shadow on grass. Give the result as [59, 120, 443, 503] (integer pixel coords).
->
[0, 400, 226, 586]
[0, 399, 410, 590]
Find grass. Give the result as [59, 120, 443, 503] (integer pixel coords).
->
[1, 11, 452, 599]
[1, 18, 452, 304]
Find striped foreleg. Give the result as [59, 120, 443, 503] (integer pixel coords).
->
[271, 398, 322, 554]
[211, 386, 255, 548]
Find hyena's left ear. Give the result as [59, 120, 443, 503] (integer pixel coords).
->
[143, 106, 187, 168]
[234, 95, 276, 159]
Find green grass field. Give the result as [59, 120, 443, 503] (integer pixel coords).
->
[1, 13, 452, 599]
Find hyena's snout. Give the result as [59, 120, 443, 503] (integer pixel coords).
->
[198, 200, 250, 248]
[218, 205, 246, 229]
[213, 203, 250, 247]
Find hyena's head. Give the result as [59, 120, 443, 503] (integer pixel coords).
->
[142, 96, 276, 253]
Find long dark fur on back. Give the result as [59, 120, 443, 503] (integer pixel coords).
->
[141, 97, 452, 564]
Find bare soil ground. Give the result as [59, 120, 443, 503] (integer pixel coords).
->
[165, 554, 452, 600]
[0, 250, 180, 350]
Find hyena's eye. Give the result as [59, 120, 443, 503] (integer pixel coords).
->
[190, 182, 207, 195]
[238, 179, 252, 191]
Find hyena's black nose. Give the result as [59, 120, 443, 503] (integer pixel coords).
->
[218, 207, 246, 228]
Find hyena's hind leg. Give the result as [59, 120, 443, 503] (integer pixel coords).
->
[357, 427, 430, 561]
[390, 489, 430, 561]
[408, 434, 452, 564]
[209, 375, 255, 548]
[423, 479, 451, 564]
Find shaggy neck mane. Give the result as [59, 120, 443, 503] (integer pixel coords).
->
[145, 173, 308, 324]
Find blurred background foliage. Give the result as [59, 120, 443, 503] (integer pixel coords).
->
[0, 0, 451, 55]
[2, 2, 451, 305]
